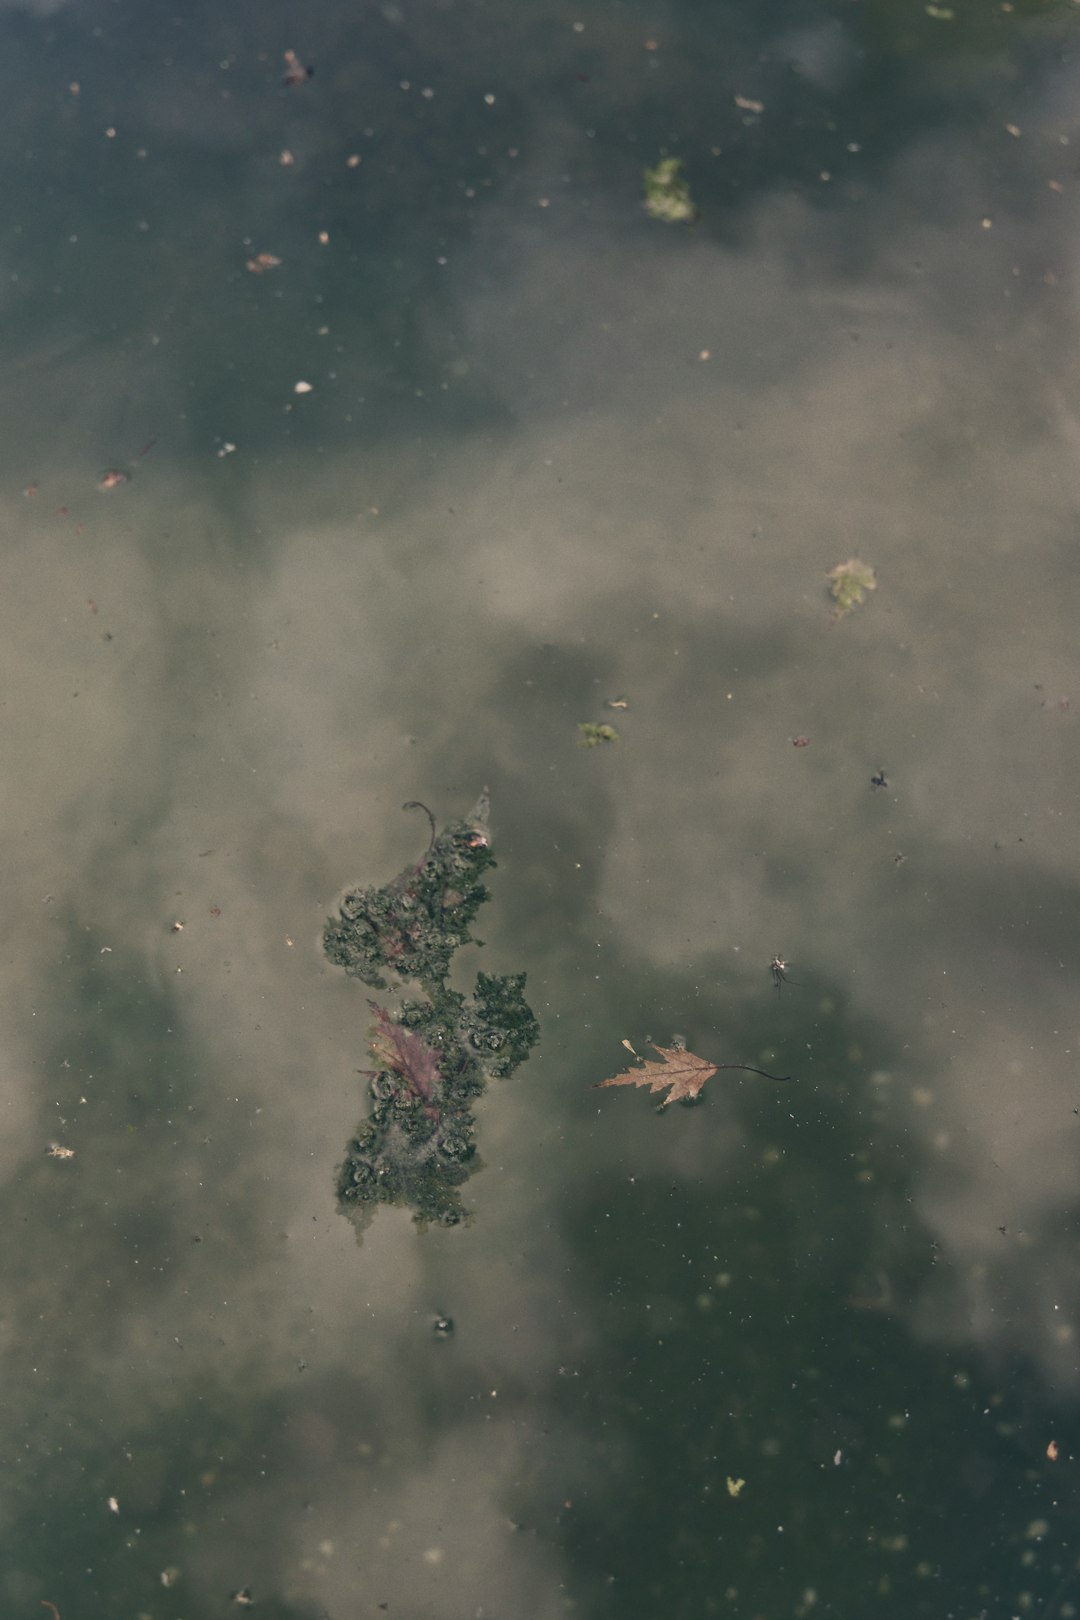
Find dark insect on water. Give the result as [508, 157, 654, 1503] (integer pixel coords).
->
[870, 770, 888, 790]
[770, 956, 801, 991]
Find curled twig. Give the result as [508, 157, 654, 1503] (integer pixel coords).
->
[402, 800, 437, 852]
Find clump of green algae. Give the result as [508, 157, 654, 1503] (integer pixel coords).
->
[643, 158, 697, 223]
[324, 792, 539, 1233]
[826, 558, 877, 619]
[578, 722, 619, 747]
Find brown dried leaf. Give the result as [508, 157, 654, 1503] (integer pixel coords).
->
[597, 1043, 718, 1105]
[596, 1041, 789, 1105]
[366, 1002, 442, 1106]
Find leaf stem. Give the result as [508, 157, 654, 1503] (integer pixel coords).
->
[716, 1064, 790, 1082]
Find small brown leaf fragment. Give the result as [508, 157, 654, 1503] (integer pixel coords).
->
[47, 1143, 75, 1159]
[246, 251, 281, 274]
[98, 469, 128, 492]
[734, 94, 764, 113]
[1047, 1439, 1059, 1461]
[282, 49, 313, 86]
[792, 735, 810, 747]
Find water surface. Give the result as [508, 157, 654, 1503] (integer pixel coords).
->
[4, 0, 1080, 1616]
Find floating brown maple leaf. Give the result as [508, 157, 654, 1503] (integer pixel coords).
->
[595, 1041, 788, 1106]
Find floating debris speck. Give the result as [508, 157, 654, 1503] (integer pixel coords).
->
[282, 49, 313, 86]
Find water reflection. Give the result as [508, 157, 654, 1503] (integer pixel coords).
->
[3, 0, 1080, 1614]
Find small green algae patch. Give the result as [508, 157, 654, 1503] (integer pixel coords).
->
[578, 723, 620, 747]
[643, 158, 697, 223]
[826, 558, 878, 619]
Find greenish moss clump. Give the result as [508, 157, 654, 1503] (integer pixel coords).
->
[643, 158, 697, 223]
[325, 793, 539, 1235]
[826, 557, 878, 620]
[578, 722, 619, 747]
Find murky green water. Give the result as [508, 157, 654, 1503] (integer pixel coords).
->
[5, 1, 1080, 1616]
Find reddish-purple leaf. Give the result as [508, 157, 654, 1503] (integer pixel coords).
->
[366, 1002, 443, 1109]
